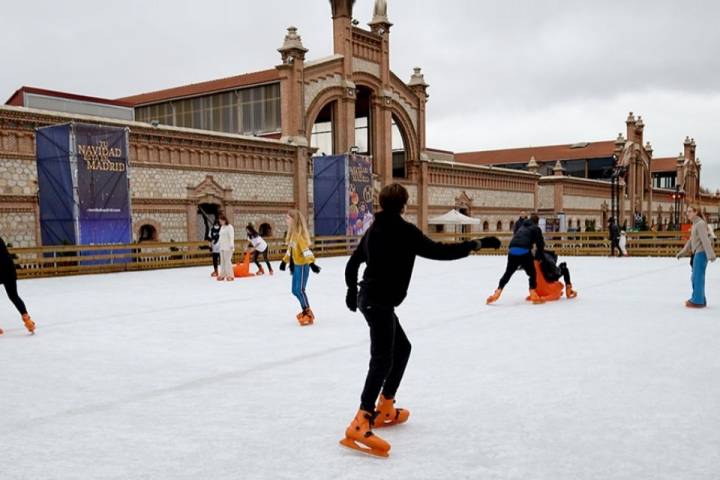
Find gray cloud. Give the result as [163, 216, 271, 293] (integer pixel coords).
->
[2, 0, 719, 188]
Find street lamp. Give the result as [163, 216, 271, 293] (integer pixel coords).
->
[671, 186, 685, 231]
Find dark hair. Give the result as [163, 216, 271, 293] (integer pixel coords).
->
[246, 223, 258, 237]
[379, 183, 409, 214]
[530, 214, 539, 225]
[218, 213, 230, 226]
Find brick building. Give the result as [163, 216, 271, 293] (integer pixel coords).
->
[1, 0, 718, 248]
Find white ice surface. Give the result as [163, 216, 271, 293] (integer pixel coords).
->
[1, 256, 719, 480]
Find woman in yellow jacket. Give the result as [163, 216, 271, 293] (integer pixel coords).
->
[280, 210, 321, 325]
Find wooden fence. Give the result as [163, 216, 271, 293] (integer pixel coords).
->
[8, 231, 718, 279]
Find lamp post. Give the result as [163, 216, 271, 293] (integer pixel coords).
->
[671, 186, 685, 231]
[610, 156, 627, 229]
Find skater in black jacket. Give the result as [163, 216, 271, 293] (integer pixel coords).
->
[340, 183, 500, 457]
[0, 236, 35, 335]
[486, 214, 546, 304]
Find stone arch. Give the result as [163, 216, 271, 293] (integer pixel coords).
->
[389, 101, 419, 163]
[496, 220, 503, 231]
[133, 219, 160, 242]
[304, 86, 345, 142]
[482, 221, 490, 232]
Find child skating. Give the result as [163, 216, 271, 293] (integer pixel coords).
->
[246, 223, 273, 275]
[341, 183, 500, 457]
[280, 210, 320, 326]
[487, 213, 546, 305]
[0, 236, 36, 335]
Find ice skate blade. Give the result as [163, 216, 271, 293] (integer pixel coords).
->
[339, 438, 389, 458]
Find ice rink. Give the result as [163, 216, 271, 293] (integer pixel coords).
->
[1, 255, 719, 480]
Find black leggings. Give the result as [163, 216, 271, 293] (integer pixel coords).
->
[252, 249, 272, 271]
[559, 262, 572, 285]
[358, 291, 412, 413]
[212, 252, 220, 271]
[1, 274, 27, 315]
[498, 252, 537, 290]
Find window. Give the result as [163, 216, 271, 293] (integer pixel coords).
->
[565, 160, 586, 178]
[355, 116, 369, 154]
[496, 221, 503, 231]
[588, 158, 614, 180]
[392, 119, 406, 178]
[138, 224, 157, 242]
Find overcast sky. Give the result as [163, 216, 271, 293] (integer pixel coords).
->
[3, 0, 719, 189]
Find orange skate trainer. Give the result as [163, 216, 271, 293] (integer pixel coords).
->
[22, 314, 36, 334]
[297, 308, 314, 326]
[373, 394, 409, 428]
[486, 288, 502, 304]
[528, 289, 545, 304]
[339, 409, 390, 458]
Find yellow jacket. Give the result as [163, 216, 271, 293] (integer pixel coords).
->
[283, 234, 316, 265]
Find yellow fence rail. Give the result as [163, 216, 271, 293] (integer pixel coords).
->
[7, 231, 717, 279]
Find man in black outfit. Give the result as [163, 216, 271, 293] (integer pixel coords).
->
[609, 217, 621, 257]
[486, 214, 546, 304]
[513, 211, 528, 234]
[0, 236, 35, 335]
[340, 183, 499, 456]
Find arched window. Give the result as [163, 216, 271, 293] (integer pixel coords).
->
[482, 221, 489, 232]
[392, 115, 408, 178]
[496, 221, 503, 231]
[509, 220, 515, 232]
[259, 222, 273, 238]
[138, 224, 158, 242]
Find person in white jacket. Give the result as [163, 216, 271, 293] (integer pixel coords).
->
[618, 230, 628, 256]
[217, 213, 235, 281]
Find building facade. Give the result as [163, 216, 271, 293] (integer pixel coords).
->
[1, 0, 719, 248]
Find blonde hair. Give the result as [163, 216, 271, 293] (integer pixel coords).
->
[687, 205, 704, 219]
[286, 209, 311, 244]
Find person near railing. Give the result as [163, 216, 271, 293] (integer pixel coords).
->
[200, 209, 221, 277]
[619, 230, 629, 257]
[609, 217, 621, 257]
[0, 236, 36, 335]
[487, 214, 546, 305]
[676, 205, 716, 308]
[217, 214, 235, 282]
[340, 183, 499, 457]
[280, 209, 320, 326]
[246, 223, 273, 276]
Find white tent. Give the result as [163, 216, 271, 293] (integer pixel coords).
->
[428, 209, 480, 225]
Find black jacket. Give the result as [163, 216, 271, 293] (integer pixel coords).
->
[0, 237, 17, 282]
[609, 223, 620, 240]
[513, 216, 526, 234]
[508, 219, 545, 254]
[345, 211, 476, 307]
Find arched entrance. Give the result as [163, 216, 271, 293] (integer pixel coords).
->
[138, 224, 158, 242]
[392, 114, 408, 178]
[197, 202, 221, 241]
[310, 101, 335, 156]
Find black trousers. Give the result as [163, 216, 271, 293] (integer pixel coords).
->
[498, 253, 537, 290]
[559, 262, 572, 285]
[358, 291, 412, 413]
[1, 273, 27, 315]
[610, 238, 621, 257]
[212, 252, 220, 271]
[251, 249, 272, 271]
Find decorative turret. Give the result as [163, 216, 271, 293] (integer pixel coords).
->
[626, 112, 636, 142]
[408, 67, 429, 97]
[553, 160, 565, 176]
[368, 0, 393, 34]
[277, 26, 308, 64]
[644, 141, 653, 158]
[527, 155, 540, 174]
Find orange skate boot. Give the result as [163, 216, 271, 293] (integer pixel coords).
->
[528, 289, 545, 304]
[339, 409, 390, 458]
[486, 288, 502, 304]
[565, 284, 577, 299]
[297, 308, 314, 326]
[256, 265, 265, 276]
[373, 394, 410, 428]
[22, 314, 36, 334]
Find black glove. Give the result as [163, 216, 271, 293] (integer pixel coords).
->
[346, 287, 358, 312]
[310, 262, 321, 274]
[279, 261, 286, 271]
[472, 236, 501, 250]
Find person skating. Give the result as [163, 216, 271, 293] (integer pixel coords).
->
[341, 183, 500, 457]
[513, 211, 528, 234]
[246, 223, 273, 275]
[534, 250, 578, 300]
[200, 209, 221, 277]
[609, 218, 621, 257]
[280, 210, 320, 326]
[487, 214, 546, 304]
[217, 213, 235, 281]
[676, 205, 716, 308]
[0, 236, 35, 335]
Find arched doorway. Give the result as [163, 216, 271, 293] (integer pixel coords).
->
[259, 222, 273, 238]
[311, 101, 335, 156]
[392, 114, 407, 178]
[138, 224, 158, 242]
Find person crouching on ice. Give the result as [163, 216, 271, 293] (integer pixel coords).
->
[341, 183, 500, 457]
[487, 213, 546, 304]
[0, 236, 36, 335]
[535, 250, 578, 301]
[280, 210, 320, 326]
[246, 223, 273, 276]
